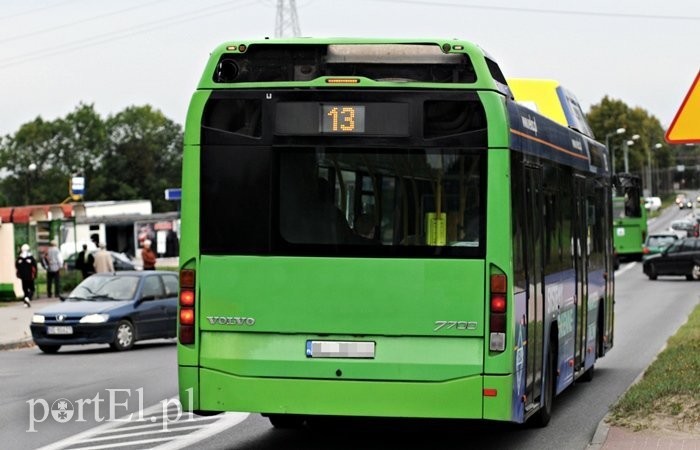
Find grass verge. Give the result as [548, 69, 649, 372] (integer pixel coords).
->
[608, 302, 700, 433]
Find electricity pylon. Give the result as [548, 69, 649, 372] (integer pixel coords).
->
[275, 0, 301, 38]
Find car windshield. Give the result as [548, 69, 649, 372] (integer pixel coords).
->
[647, 236, 676, 247]
[67, 275, 139, 301]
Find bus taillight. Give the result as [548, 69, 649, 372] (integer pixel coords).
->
[489, 272, 507, 352]
[179, 269, 196, 345]
[180, 308, 194, 325]
[180, 290, 195, 307]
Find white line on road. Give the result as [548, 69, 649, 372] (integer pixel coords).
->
[36, 399, 249, 450]
[616, 261, 637, 277]
[152, 412, 248, 450]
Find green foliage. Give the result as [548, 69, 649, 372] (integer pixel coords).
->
[587, 96, 671, 175]
[0, 103, 182, 211]
[59, 271, 83, 294]
[609, 304, 700, 427]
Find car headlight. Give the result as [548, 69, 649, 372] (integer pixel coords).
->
[32, 314, 45, 324]
[79, 313, 109, 323]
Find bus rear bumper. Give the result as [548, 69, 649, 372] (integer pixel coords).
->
[182, 367, 513, 420]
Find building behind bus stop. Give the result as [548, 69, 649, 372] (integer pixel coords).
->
[0, 200, 179, 299]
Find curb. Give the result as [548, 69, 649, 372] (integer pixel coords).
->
[586, 326, 682, 449]
[0, 337, 35, 351]
[587, 415, 611, 449]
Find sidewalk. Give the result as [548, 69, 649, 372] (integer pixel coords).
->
[0, 296, 61, 350]
[590, 419, 700, 449]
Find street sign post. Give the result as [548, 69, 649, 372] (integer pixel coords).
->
[70, 176, 85, 200]
[666, 71, 700, 144]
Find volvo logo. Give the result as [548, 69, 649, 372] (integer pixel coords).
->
[56, 314, 66, 322]
[206, 316, 256, 326]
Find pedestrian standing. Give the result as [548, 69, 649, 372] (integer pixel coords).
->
[75, 244, 95, 279]
[141, 239, 157, 270]
[15, 244, 38, 307]
[93, 242, 114, 273]
[45, 239, 63, 298]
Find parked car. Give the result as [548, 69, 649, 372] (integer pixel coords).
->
[30, 271, 179, 353]
[642, 238, 700, 281]
[668, 219, 698, 239]
[643, 197, 661, 212]
[64, 250, 136, 271]
[642, 233, 678, 260]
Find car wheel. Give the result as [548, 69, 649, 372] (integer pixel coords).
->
[110, 320, 135, 351]
[38, 344, 61, 354]
[692, 264, 700, 281]
[647, 264, 658, 280]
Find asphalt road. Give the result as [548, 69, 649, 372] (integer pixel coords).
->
[0, 341, 179, 450]
[1, 200, 698, 450]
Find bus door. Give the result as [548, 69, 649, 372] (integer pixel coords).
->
[523, 166, 545, 407]
[573, 177, 589, 371]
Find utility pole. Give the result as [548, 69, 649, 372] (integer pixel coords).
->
[275, 0, 301, 38]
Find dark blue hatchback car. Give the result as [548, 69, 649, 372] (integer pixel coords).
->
[30, 271, 179, 353]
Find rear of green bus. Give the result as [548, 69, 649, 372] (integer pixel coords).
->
[612, 174, 647, 260]
[178, 39, 518, 423]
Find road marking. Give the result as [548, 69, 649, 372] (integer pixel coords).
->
[37, 399, 249, 450]
[616, 262, 637, 277]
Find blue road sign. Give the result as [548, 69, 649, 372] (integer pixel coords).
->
[165, 188, 182, 201]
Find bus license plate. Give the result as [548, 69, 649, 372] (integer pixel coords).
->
[306, 340, 375, 359]
[47, 326, 73, 335]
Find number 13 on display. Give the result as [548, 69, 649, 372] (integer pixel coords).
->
[322, 105, 365, 133]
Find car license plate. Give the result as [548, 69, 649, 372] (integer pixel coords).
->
[306, 340, 375, 358]
[47, 326, 73, 335]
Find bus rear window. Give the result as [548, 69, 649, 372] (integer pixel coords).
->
[200, 146, 485, 258]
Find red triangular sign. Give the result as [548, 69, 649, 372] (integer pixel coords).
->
[666, 70, 700, 144]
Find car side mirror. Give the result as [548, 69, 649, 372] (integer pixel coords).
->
[140, 294, 157, 302]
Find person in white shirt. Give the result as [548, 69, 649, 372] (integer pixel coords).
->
[45, 239, 63, 298]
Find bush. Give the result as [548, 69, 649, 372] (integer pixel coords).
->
[0, 283, 16, 302]
[59, 271, 83, 295]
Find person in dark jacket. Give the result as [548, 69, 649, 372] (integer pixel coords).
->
[75, 244, 95, 279]
[15, 244, 38, 307]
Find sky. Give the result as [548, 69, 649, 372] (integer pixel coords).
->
[0, 0, 699, 138]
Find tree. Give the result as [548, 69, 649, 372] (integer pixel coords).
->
[587, 96, 672, 190]
[0, 116, 64, 205]
[53, 103, 108, 188]
[0, 103, 183, 210]
[90, 105, 183, 212]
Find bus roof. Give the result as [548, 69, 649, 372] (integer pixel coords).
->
[507, 78, 595, 139]
[196, 38, 508, 94]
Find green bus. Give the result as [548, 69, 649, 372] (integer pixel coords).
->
[177, 38, 615, 427]
[612, 173, 647, 261]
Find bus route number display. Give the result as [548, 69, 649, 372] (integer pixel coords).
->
[322, 105, 365, 133]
